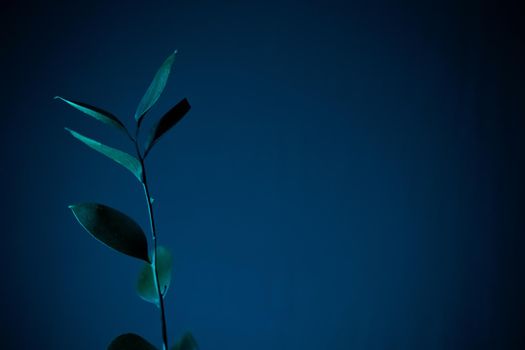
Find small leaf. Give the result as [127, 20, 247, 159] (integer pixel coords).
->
[55, 96, 127, 133]
[144, 98, 191, 157]
[108, 333, 158, 350]
[171, 332, 198, 350]
[70, 203, 149, 262]
[135, 51, 177, 124]
[137, 246, 172, 306]
[65, 128, 143, 181]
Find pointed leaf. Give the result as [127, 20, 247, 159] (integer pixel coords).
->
[144, 98, 191, 157]
[55, 96, 127, 132]
[70, 203, 149, 262]
[65, 128, 142, 181]
[171, 332, 198, 350]
[108, 333, 157, 350]
[135, 51, 177, 123]
[137, 246, 172, 306]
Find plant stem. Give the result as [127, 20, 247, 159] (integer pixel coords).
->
[135, 139, 169, 350]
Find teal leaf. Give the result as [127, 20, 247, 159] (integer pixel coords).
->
[65, 128, 142, 181]
[144, 98, 191, 157]
[69, 203, 149, 262]
[55, 96, 127, 132]
[171, 332, 198, 350]
[137, 245, 172, 306]
[135, 51, 177, 123]
[108, 333, 157, 350]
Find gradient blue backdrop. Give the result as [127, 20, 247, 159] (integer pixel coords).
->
[1, 0, 524, 349]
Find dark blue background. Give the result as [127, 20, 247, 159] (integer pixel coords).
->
[1, 0, 524, 349]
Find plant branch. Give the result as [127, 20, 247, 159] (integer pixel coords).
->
[135, 137, 169, 350]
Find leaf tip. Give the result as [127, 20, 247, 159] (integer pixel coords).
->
[68, 204, 81, 215]
[64, 127, 80, 138]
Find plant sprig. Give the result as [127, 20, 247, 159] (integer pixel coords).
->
[57, 51, 197, 350]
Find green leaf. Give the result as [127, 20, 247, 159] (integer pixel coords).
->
[65, 128, 143, 181]
[144, 98, 191, 157]
[69, 203, 149, 262]
[171, 332, 198, 350]
[137, 245, 172, 306]
[135, 51, 177, 124]
[108, 333, 158, 350]
[55, 96, 127, 133]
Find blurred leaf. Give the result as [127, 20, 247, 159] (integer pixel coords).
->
[144, 98, 190, 157]
[137, 245, 172, 306]
[171, 332, 198, 350]
[65, 128, 143, 181]
[55, 96, 127, 133]
[135, 51, 177, 124]
[69, 203, 149, 262]
[108, 333, 157, 350]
